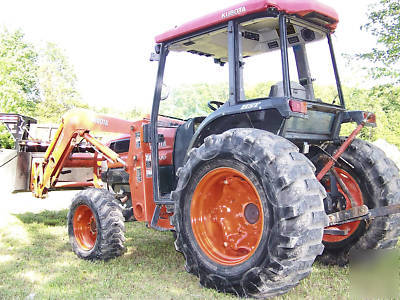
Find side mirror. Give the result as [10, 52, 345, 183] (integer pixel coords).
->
[150, 44, 162, 62]
[150, 52, 160, 62]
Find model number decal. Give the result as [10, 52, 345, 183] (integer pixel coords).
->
[240, 102, 261, 110]
[93, 118, 109, 127]
[136, 167, 142, 182]
[145, 154, 152, 178]
[135, 132, 141, 148]
[221, 6, 246, 19]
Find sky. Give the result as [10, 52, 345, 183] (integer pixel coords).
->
[0, 0, 377, 112]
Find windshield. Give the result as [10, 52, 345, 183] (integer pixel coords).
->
[241, 21, 340, 105]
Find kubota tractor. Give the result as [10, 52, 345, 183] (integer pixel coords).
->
[31, 0, 400, 298]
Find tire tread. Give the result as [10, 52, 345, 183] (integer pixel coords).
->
[173, 129, 326, 298]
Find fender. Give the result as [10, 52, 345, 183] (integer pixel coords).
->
[188, 97, 292, 151]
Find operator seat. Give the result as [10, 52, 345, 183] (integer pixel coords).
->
[173, 116, 205, 176]
[269, 81, 307, 99]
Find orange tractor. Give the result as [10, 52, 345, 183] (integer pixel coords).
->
[31, 0, 400, 297]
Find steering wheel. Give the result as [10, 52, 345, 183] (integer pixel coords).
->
[207, 101, 224, 111]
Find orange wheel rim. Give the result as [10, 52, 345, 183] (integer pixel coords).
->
[73, 205, 97, 250]
[191, 167, 263, 266]
[323, 168, 364, 243]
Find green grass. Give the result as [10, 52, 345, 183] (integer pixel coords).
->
[15, 210, 68, 226]
[0, 210, 398, 299]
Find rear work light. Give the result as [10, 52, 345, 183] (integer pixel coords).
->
[289, 99, 308, 114]
[363, 112, 376, 125]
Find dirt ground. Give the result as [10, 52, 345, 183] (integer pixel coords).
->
[2, 190, 77, 214]
[0, 189, 79, 228]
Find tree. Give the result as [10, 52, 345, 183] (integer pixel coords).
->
[0, 30, 87, 148]
[35, 42, 88, 123]
[354, 0, 400, 148]
[0, 29, 39, 115]
[0, 28, 40, 148]
[160, 83, 228, 119]
[0, 28, 145, 149]
[0, 123, 14, 148]
[359, 0, 400, 83]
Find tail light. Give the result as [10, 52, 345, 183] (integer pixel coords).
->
[289, 100, 307, 114]
[363, 112, 376, 124]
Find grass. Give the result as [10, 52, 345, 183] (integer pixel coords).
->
[0, 210, 398, 299]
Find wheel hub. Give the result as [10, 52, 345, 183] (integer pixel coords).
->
[323, 168, 364, 243]
[73, 205, 97, 250]
[89, 217, 97, 234]
[244, 203, 260, 224]
[191, 167, 263, 266]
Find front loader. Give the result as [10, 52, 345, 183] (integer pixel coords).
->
[32, 0, 400, 298]
[0, 113, 102, 193]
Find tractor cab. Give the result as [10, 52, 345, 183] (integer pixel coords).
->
[167, 10, 329, 103]
[149, 0, 346, 205]
[154, 0, 339, 105]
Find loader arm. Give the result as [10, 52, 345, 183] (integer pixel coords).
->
[32, 109, 135, 198]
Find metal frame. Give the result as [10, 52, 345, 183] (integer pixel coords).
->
[0, 113, 37, 150]
[150, 45, 173, 208]
[327, 34, 345, 107]
[279, 14, 291, 98]
[227, 20, 244, 105]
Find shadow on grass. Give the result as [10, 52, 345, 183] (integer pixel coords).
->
[14, 209, 68, 226]
[3, 211, 398, 299]
[0, 216, 225, 299]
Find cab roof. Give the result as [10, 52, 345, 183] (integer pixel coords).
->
[155, 0, 339, 43]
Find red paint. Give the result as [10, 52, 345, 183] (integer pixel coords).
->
[317, 122, 365, 181]
[155, 0, 338, 43]
[323, 168, 363, 243]
[55, 182, 94, 188]
[105, 118, 182, 169]
[122, 117, 182, 229]
[64, 153, 102, 168]
[190, 167, 263, 265]
[73, 205, 97, 250]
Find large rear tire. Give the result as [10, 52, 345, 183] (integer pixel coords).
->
[172, 129, 327, 298]
[67, 188, 126, 260]
[316, 139, 400, 266]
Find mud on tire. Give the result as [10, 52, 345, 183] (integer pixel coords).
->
[68, 188, 126, 260]
[316, 138, 400, 266]
[172, 128, 327, 298]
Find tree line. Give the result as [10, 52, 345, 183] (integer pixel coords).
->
[0, 28, 142, 147]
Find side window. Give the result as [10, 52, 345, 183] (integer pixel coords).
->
[114, 139, 130, 154]
[109, 142, 116, 152]
[160, 27, 229, 119]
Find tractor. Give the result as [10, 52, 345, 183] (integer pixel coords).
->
[31, 0, 400, 298]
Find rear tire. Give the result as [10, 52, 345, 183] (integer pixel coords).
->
[316, 139, 400, 266]
[68, 188, 126, 260]
[172, 129, 327, 298]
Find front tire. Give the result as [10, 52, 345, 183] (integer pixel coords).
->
[67, 188, 126, 260]
[172, 129, 327, 298]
